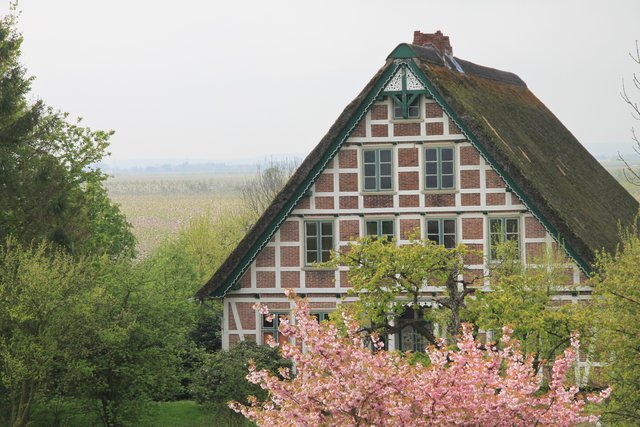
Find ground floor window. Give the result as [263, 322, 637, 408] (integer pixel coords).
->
[262, 312, 289, 346]
[397, 307, 432, 353]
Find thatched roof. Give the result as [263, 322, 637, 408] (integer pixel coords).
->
[195, 43, 638, 300]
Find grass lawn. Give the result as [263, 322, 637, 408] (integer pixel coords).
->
[140, 401, 253, 427]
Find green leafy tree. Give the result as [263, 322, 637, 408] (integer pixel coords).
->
[329, 236, 478, 345]
[0, 6, 133, 258]
[0, 240, 95, 427]
[467, 241, 588, 373]
[190, 341, 290, 426]
[591, 226, 640, 424]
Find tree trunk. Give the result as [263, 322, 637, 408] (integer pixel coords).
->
[10, 380, 35, 427]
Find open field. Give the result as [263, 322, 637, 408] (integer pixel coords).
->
[106, 164, 639, 257]
[106, 173, 250, 257]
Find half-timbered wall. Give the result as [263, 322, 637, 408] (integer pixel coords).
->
[223, 95, 589, 349]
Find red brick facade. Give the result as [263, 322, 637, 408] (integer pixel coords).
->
[222, 93, 584, 350]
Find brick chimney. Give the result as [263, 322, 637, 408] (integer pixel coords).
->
[413, 30, 452, 55]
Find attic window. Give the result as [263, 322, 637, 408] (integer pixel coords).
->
[392, 93, 420, 119]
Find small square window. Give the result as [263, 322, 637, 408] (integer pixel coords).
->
[365, 219, 395, 240]
[392, 93, 420, 119]
[363, 148, 393, 192]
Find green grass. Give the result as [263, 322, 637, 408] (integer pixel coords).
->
[139, 401, 219, 427]
[27, 400, 251, 427]
[140, 401, 255, 427]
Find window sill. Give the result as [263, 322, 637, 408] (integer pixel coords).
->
[360, 191, 397, 196]
[301, 266, 338, 272]
[421, 189, 459, 195]
[390, 118, 422, 124]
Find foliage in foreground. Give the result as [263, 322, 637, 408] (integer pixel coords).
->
[233, 293, 609, 426]
[591, 226, 640, 424]
[0, 240, 196, 427]
[191, 341, 289, 425]
[328, 236, 475, 345]
[467, 242, 588, 372]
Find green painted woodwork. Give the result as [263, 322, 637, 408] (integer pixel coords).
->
[387, 43, 417, 59]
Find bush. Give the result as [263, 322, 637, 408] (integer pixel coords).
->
[191, 342, 290, 420]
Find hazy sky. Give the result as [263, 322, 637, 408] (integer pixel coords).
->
[4, 0, 640, 163]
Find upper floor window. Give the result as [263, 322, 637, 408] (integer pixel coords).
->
[392, 93, 420, 119]
[363, 148, 393, 191]
[304, 221, 333, 265]
[489, 218, 520, 260]
[425, 147, 455, 190]
[365, 219, 395, 240]
[426, 218, 456, 249]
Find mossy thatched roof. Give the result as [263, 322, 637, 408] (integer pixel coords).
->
[195, 43, 638, 300]
[409, 44, 638, 268]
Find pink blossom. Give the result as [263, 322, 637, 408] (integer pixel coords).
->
[232, 297, 608, 426]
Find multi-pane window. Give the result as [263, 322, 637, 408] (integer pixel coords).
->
[262, 313, 289, 346]
[392, 93, 420, 119]
[304, 221, 333, 265]
[363, 148, 393, 191]
[309, 312, 331, 323]
[365, 219, 395, 240]
[426, 219, 456, 249]
[425, 147, 455, 190]
[489, 218, 520, 260]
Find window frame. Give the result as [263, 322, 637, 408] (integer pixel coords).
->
[304, 220, 334, 266]
[261, 312, 289, 346]
[425, 218, 457, 249]
[364, 218, 395, 241]
[424, 146, 456, 191]
[487, 217, 521, 261]
[362, 147, 394, 192]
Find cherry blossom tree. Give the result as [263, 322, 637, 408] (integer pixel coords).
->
[231, 293, 609, 426]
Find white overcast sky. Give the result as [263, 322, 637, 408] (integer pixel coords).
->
[3, 0, 640, 163]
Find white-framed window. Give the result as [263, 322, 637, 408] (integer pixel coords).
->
[488, 217, 520, 261]
[304, 220, 334, 265]
[425, 146, 455, 190]
[426, 218, 457, 249]
[363, 148, 393, 192]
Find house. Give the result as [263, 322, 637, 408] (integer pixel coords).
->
[195, 31, 639, 350]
